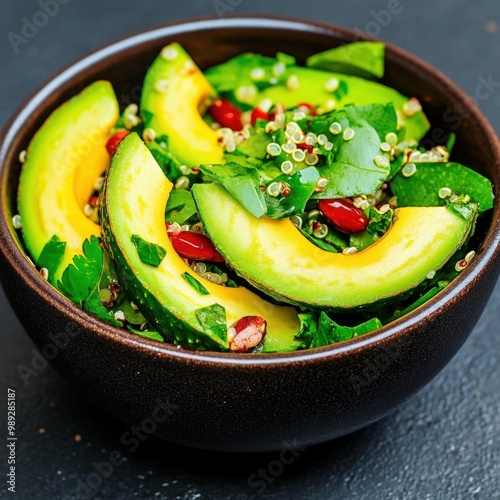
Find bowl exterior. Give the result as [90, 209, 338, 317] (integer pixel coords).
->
[1, 17, 499, 452]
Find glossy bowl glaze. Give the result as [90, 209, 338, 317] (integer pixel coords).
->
[1, 17, 499, 452]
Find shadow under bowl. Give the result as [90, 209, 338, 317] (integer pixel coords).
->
[0, 16, 499, 452]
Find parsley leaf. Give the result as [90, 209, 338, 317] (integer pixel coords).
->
[37, 235, 66, 284]
[131, 235, 166, 267]
[58, 236, 120, 326]
[165, 188, 197, 224]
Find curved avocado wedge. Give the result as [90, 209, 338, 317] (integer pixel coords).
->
[18, 81, 119, 280]
[101, 133, 300, 352]
[193, 183, 476, 310]
[140, 42, 224, 168]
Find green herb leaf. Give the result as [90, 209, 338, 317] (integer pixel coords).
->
[391, 162, 494, 213]
[58, 236, 121, 326]
[182, 272, 210, 295]
[131, 235, 167, 267]
[198, 162, 267, 218]
[304, 105, 394, 198]
[37, 235, 66, 284]
[128, 325, 164, 342]
[311, 312, 382, 348]
[58, 236, 104, 304]
[446, 202, 477, 221]
[147, 135, 183, 181]
[165, 188, 197, 224]
[387, 282, 448, 323]
[300, 224, 347, 253]
[195, 303, 228, 345]
[265, 167, 320, 219]
[294, 313, 319, 349]
[306, 42, 385, 79]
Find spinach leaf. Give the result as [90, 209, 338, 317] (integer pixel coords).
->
[265, 167, 320, 219]
[390, 162, 494, 213]
[165, 188, 197, 224]
[128, 325, 164, 342]
[182, 272, 210, 295]
[311, 107, 391, 198]
[199, 162, 267, 218]
[147, 135, 183, 181]
[131, 235, 167, 267]
[306, 42, 385, 79]
[300, 224, 348, 253]
[195, 303, 228, 346]
[387, 281, 448, 323]
[37, 235, 66, 284]
[293, 313, 319, 349]
[311, 312, 382, 348]
[367, 207, 394, 236]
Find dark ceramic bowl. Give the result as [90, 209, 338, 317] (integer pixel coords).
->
[1, 17, 499, 453]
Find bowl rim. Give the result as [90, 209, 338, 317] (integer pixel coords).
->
[1, 15, 499, 366]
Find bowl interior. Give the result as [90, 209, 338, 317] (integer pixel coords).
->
[1, 17, 499, 359]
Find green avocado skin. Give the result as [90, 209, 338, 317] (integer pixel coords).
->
[100, 137, 228, 352]
[101, 202, 227, 352]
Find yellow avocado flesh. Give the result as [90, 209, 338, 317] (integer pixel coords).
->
[18, 81, 119, 280]
[193, 183, 475, 309]
[103, 134, 300, 352]
[140, 43, 224, 167]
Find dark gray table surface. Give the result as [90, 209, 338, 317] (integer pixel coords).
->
[1, 1, 499, 499]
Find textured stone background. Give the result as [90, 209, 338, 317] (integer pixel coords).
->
[0, 1, 499, 498]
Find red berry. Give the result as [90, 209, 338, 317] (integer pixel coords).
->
[250, 106, 270, 126]
[296, 143, 314, 153]
[318, 198, 369, 235]
[106, 130, 130, 156]
[169, 230, 225, 262]
[209, 98, 243, 131]
[229, 316, 267, 352]
[297, 102, 317, 116]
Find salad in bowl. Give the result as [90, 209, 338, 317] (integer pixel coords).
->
[15, 41, 494, 353]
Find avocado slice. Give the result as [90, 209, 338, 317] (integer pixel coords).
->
[101, 133, 300, 352]
[193, 183, 476, 310]
[18, 81, 119, 280]
[140, 43, 224, 168]
[206, 55, 429, 141]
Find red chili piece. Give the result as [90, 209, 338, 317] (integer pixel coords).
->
[209, 98, 243, 131]
[297, 102, 317, 116]
[169, 230, 225, 262]
[229, 316, 267, 352]
[318, 198, 369, 235]
[106, 130, 130, 156]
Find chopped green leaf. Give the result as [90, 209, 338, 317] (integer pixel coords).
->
[37, 235, 66, 284]
[391, 162, 494, 213]
[165, 188, 197, 224]
[294, 313, 319, 349]
[310, 106, 391, 198]
[265, 167, 320, 219]
[58, 236, 120, 326]
[367, 207, 394, 236]
[195, 303, 228, 345]
[311, 312, 382, 348]
[128, 325, 164, 342]
[182, 272, 210, 295]
[446, 202, 478, 221]
[131, 235, 166, 267]
[306, 42, 385, 79]
[147, 135, 183, 180]
[198, 162, 267, 218]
